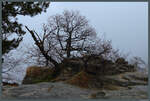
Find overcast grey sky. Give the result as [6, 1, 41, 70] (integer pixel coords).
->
[17, 2, 148, 63]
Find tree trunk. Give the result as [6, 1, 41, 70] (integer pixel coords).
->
[66, 32, 72, 58]
[25, 26, 62, 79]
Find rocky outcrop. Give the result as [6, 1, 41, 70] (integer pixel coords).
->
[66, 71, 148, 90]
[52, 58, 136, 82]
[2, 82, 148, 99]
[102, 72, 148, 88]
[22, 56, 137, 84]
[2, 70, 148, 99]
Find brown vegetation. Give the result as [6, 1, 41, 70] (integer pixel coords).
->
[66, 71, 96, 89]
[22, 66, 54, 84]
[65, 70, 125, 90]
[2, 82, 19, 87]
[26, 66, 53, 77]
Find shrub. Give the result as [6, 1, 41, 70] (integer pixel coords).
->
[115, 58, 128, 64]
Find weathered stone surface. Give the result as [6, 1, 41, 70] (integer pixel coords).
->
[12, 59, 148, 99]
[2, 70, 148, 99]
[2, 82, 148, 99]
[103, 71, 148, 87]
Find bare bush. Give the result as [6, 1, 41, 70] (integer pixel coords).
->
[129, 56, 146, 70]
[2, 48, 26, 83]
[25, 10, 96, 69]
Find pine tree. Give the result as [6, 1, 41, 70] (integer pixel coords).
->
[2, 2, 50, 54]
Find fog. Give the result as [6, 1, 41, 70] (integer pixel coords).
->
[3, 2, 148, 83]
[17, 2, 148, 63]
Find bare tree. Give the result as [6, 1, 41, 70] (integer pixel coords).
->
[130, 56, 146, 70]
[23, 43, 50, 67]
[26, 10, 129, 78]
[25, 10, 96, 68]
[2, 48, 27, 83]
[45, 10, 97, 58]
[2, 53, 20, 74]
[79, 37, 113, 72]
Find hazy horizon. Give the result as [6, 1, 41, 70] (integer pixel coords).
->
[16, 2, 148, 64]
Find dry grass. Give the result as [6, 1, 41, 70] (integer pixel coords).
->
[51, 77, 66, 82]
[66, 71, 95, 89]
[2, 83, 19, 87]
[103, 84, 123, 90]
[23, 66, 55, 84]
[66, 71, 124, 90]
[26, 66, 54, 77]
[47, 85, 54, 92]
[87, 93, 97, 99]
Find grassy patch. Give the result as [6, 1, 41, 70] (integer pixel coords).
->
[23, 66, 55, 84]
[66, 71, 96, 88]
